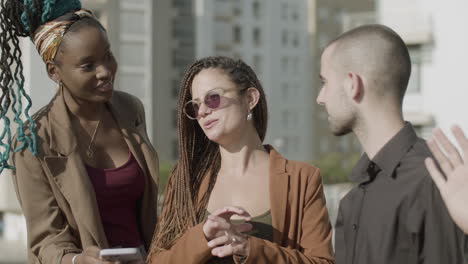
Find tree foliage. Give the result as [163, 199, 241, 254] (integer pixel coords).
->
[313, 152, 361, 184]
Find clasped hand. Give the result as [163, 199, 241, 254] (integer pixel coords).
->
[203, 206, 253, 259]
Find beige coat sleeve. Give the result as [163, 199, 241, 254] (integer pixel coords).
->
[11, 148, 81, 264]
[149, 223, 213, 263]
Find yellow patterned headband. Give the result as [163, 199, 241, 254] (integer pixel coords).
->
[33, 9, 95, 63]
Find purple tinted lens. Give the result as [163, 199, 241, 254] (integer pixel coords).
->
[185, 102, 200, 118]
[205, 93, 221, 109]
[193, 103, 200, 116]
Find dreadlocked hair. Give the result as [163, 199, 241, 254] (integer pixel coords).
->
[0, 0, 81, 171]
[148, 56, 268, 258]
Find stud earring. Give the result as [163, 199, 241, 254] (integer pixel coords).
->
[247, 112, 252, 121]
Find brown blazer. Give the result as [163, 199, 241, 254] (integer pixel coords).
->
[152, 146, 334, 264]
[10, 89, 159, 264]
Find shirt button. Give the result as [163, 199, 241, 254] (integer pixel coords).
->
[352, 224, 358, 230]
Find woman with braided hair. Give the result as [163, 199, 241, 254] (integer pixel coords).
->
[148, 56, 334, 264]
[1, 0, 159, 263]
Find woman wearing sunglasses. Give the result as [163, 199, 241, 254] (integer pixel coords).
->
[148, 56, 334, 264]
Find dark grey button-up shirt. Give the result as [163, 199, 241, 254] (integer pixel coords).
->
[335, 122, 465, 264]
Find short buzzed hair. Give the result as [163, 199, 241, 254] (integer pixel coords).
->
[328, 24, 411, 104]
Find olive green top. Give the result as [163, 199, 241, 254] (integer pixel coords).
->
[205, 210, 273, 264]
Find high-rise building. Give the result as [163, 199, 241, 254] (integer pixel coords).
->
[377, 0, 468, 137]
[154, 0, 196, 162]
[309, 0, 375, 163]
[196, 0, 314, 161]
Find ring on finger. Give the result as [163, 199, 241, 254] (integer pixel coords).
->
[224, 230, 239, 245]
[231, 235, 239, 244]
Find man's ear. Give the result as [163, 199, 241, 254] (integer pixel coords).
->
[46, 61, 60, 84]
[346, 72, 364, 103]
[245, 87, 260, 112]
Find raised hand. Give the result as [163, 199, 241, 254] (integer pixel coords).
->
[425, 125, 468, 234]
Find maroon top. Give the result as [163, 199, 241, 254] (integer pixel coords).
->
[86, 153, 145, 248]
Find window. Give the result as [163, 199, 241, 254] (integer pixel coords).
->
[292, 57, 299, 73]
[318, 34, 330, 49]
[282, 110, 290, 127]
[232, 52, 242, 59]
[253, 1, 260, 17]
[253, 55, 262, 73]
[281, 56, 289, 71]
[292, 10, 299, 21]
[282, 30, 288, 46]
[172, 50, 177, 68]
[282, 83, 289, 100]
[172, 80, 179, 99]
[233, 25, 242, 44]
[253, 27, 261, 46]
[172, 139, 178, 160]
[292, 136, 299, 153]
[233, 3, 242, 16]
[173, 0, 185, 8]
[293, 112, 299, 127]
[407, 44, 423, 94]
[318, 7, 329, 21]
[283, 136, 289, 154]
[292, 32, 299, 47]
[172, 109, 178, 129]
[281, 3, 288, 20]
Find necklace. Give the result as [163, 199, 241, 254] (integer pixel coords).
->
[85, 110, 103, 159]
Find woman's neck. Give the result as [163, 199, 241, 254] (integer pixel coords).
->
[218, 133, 268, 178]
[63, 88, 104, 121]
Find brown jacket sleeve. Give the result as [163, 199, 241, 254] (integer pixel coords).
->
[149, 223, 213, 263]
[11, 147, 81, 264]
[241, 168, 334, 264]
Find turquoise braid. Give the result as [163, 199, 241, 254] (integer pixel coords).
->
[0, 0, 80, 172]
[11, 45, 37, 156]
[0, 29, 38, 172]
[21, 0, 82, 34]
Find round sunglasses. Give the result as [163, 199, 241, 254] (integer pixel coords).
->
[183, 87, 248, 120]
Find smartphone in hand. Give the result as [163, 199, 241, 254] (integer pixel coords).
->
[99, 247, 144, 263]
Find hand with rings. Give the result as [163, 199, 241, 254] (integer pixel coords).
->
[203, 206, 252, 259]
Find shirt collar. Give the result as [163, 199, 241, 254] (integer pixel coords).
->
[349, 122, 419, 183]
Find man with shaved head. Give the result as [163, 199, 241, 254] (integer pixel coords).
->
[317, 24, 464, 264]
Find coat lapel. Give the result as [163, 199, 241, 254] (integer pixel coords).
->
[44, 154, 109, 247]
[108, 111, 145, 176]
[43, 89, 108, 247]
[106, 94, 159, 185]
[266, 146, 290, 244]
[106, 93, 159, 248]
